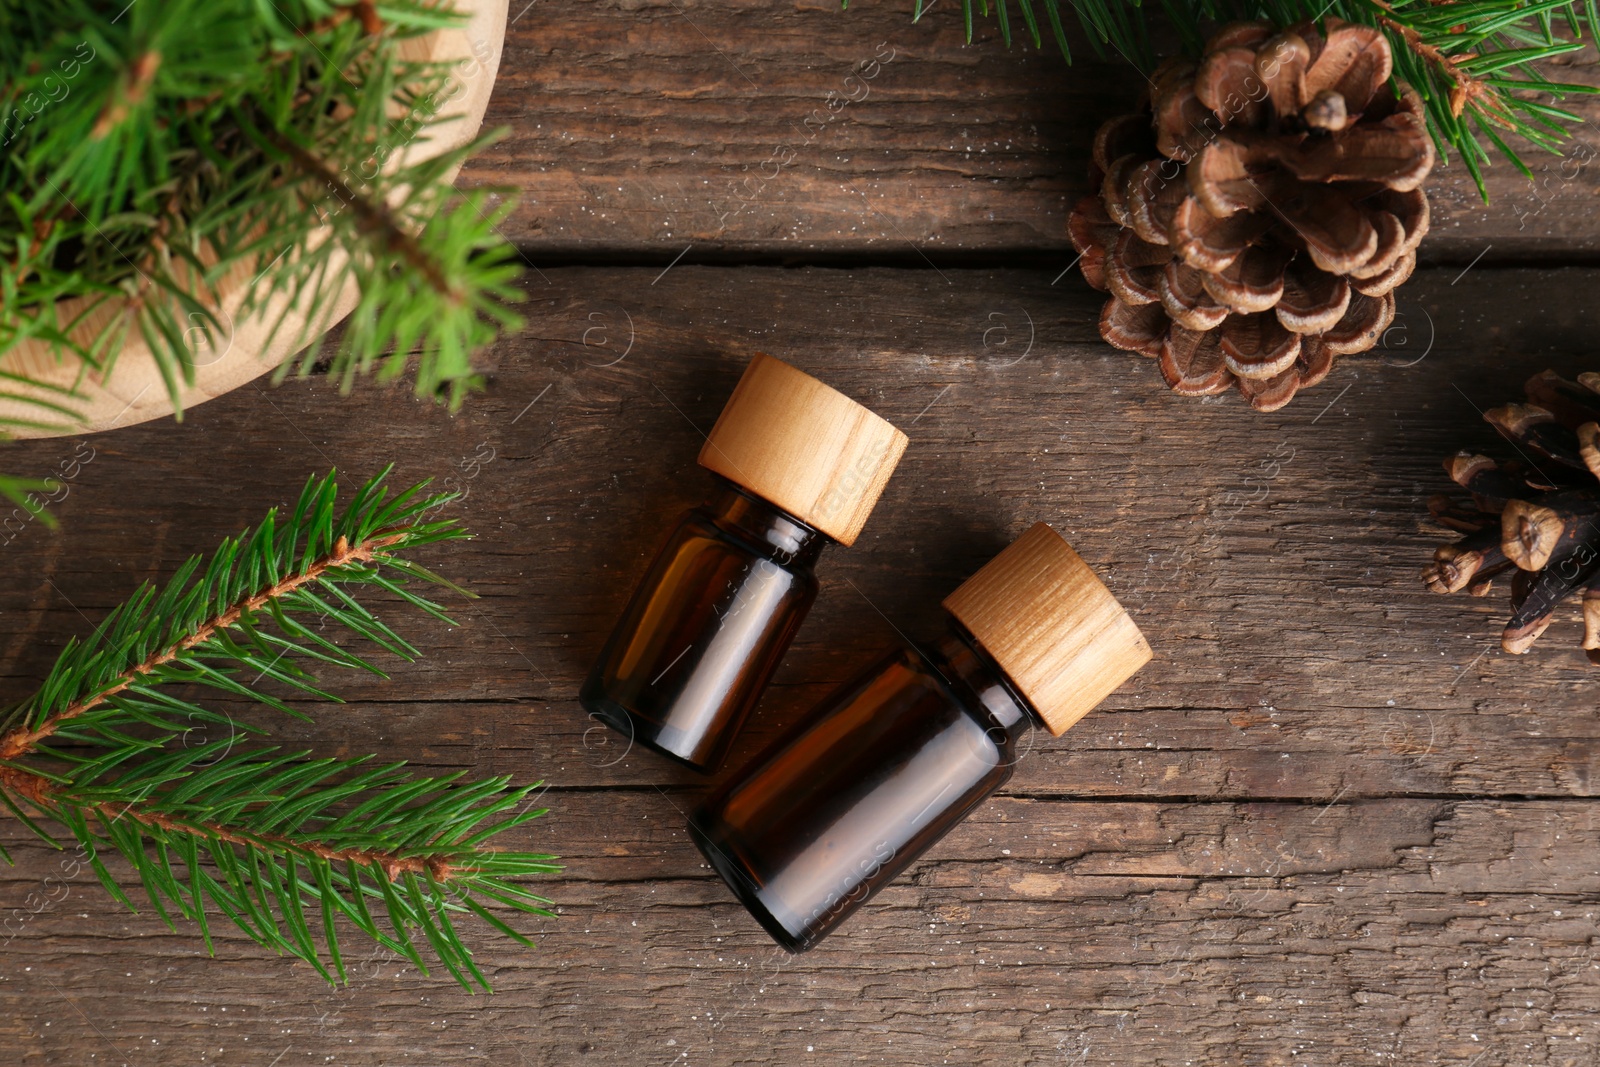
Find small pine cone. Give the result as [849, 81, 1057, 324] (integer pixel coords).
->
[1069, 18, 1433, 412]
[1423, 371, 1600, 662]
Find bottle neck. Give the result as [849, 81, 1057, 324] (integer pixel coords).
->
[924, 618, 1046, 744]
[705, 474, 830, 568]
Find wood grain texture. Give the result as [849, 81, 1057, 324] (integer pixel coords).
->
[943, 521, 1152, 734]
[699, 351, 908, 545]
[463, 0, 1600, 263]
[0, 265, 1597, 1065]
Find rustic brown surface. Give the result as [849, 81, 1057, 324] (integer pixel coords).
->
[4, 263, 1600, 1065]
[464, 0, 1600, 263]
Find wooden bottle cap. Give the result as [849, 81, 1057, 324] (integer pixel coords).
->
[699, 354, 908, 546]
[943, 523, 1151, 735]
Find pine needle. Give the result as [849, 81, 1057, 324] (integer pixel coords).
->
[0, 467, 558, 991]
[0, 0, 524, 441]
[909, 0, 1600, 199]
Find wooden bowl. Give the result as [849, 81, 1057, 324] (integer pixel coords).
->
[2, 0, 509, 440]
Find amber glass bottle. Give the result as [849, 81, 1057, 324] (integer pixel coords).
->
[688, 523, 1152, 950]
[581, 353, 907, 773]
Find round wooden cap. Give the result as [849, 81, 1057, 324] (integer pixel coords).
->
[943, 523, 1151, 735]
[698, 354, 908, 546]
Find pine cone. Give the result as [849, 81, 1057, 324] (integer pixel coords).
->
[1423, 371, 1600, 661]
[1069, 19, 1434, 412]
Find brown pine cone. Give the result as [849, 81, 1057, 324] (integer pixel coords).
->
[1423, 371, 1600, 661]
[1069, 18, 1433, 412]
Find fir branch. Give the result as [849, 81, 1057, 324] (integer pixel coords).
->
[0, 759, 459, 882]
[916, 0, 1600, 196]
[1372, 7, 1497, 120]
[0, 0, 523, 450]
[0, 467, 558, 989]
[262, 126, 465, 306]
[0, 528, 409, 759]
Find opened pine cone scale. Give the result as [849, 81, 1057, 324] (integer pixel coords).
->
[1425, 371, 1600, 662]
[1069, 18, 1434, 412]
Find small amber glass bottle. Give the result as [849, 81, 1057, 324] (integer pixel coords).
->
[687, 523, 1152, 950]
[581, 353, 908, 773]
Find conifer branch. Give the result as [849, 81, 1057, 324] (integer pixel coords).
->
[0, 528, 407, 759]
[0, 0, 525, 450]
[0, 467, 558, 990]
[261, 126, 467, 307]
[0, 764, 456, 881]
[919, 0, 1600, 196]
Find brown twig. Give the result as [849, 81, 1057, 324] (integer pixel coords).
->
[1369, 1, 1512, 124]
[0, 530, 407, 760]
[305, 1, 386, 38]
[0, 763, 454, 881]
[262, 127, 466, 306]
[14, 216, 56, 290]
[91, 51, 163, 140]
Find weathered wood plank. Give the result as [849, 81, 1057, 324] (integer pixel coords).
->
[1, 266, 1595, 797]
[464, 0, 1600, 261]
[2, 793, 1596, 1065]
[0, 265, 1598, 1064]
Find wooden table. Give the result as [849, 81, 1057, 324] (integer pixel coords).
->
[6, 5, 1600, 1065]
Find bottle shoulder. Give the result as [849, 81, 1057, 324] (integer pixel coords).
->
[915, 628, 1040, 741]
[683, 502, 825, 572]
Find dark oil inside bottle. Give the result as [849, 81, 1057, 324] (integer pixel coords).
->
[687, 623, 1039, 950]
[580, 477, 827, 773]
